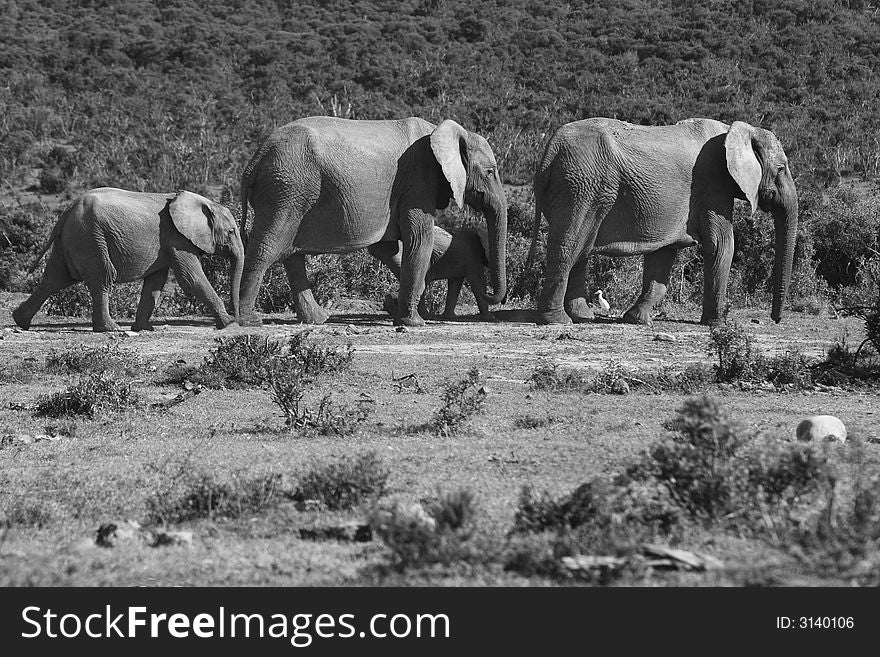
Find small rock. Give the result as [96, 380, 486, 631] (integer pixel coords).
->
[124, 330, 139, 337]
[653, 332, 677, 342]
[796, 415, 847, 443]
[750, 319, 761, 324]
[96, 520, 146, 547]
[395, 326, 408, 333]
[152, 530, 193, 548]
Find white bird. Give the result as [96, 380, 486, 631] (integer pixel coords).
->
[595, 289, 611, 312]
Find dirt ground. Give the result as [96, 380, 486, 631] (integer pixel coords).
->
[0, 290, 877, 586]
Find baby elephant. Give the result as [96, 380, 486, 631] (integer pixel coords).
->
[369, 226, 493, 320]
[13, 187, 244, 332]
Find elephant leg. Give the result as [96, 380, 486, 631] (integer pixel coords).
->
[395, 210, 433, 327]
[12, 247, 76, 330]
[538, 205, 601, 325]
[623, 247, 677, 325]
[133, 268, 170, 331]
[699, 216, 734, 325]
[171, 256, 234, 329]
[367, 241, 402, 280]
[87, 281, 120, 332]
[564, 257, 595, 322]
[282, 253, 330, 325]
[442, 277, 464, 319]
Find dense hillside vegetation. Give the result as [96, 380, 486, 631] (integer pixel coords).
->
[2, 0, 880, 313]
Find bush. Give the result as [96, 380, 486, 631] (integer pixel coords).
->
[710, 321, 767, 382]
[33, 373, 138, 418]
[427, 366, 488, 436]
[370, 488, 488, 569]
[188, 332, 353, 390]
[293, 452, 389, 511]
[145, 471, 285, 524]
[268, 356, 374, 434]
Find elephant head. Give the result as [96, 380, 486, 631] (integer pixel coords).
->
[725, 122, 798, 323]
[168, 191, 244, 320]
[431, 120, 508, 305]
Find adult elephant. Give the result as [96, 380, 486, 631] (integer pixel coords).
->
[12, 188, 243, 332]
[238, 116, 507, 327]
[528, 118, 798, 326]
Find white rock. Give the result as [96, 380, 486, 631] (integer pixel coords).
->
[796, 415, 847, 443]
[654, 332, 677, 342]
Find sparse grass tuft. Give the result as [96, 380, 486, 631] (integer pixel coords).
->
[33, 374, 138, 418]
[1, 500, 52, 528]
[427, 366, 488, 436]
[145, 471, 285, 524]
[45, 343, 143, 377]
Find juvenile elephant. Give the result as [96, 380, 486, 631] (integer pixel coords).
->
[13, 187, 244, 332]
[528, 118, 798, 326]
[238, 116, 507, 327]
[369, 225, 493, 320]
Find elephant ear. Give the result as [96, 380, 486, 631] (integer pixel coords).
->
[169, 191, 216, 254]
[430, 119, 468, 209]
[725, 121, 762, 215]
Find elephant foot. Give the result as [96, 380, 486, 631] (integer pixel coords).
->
[536, 309, 573, 325]
[11, 306, 31, 330]
[478, 311, 495, 322]
[297, 305, 330, 325]
[93, 321, 123, 333]
[622, 307, 653, 326]
[700, 314, 722, 327]
[219, 321, 240, 331]
[566, 298, 595, 323]
[131, 322, 155, 332]
[394, 314, 426, 328]
[382, 294, 398, 315]
[214, 314, 236, 329]
[238, 314, 264, 327]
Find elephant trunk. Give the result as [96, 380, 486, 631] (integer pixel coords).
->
[770, 184, 798, 323]
[481, 202, 508, 305]
[229, 235, 244, 321]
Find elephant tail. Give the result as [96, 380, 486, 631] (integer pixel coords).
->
[28, 202, 73, 274]
[525, 168, 547, 273]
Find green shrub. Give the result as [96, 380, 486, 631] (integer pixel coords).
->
[370, 488, 488, 569]
[33, 373, 138, 418]
[189, 332, 353, 390]
[293, 451, 389, 511]
[428, 366, 488, 436]
[710, 321, 767, 382]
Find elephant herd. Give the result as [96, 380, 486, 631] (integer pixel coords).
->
[12, 115, 798, 332]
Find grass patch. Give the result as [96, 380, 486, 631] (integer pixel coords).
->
[529, 359, 715, 395]
[1, 500, 53, 528]
[45, 343, 143, 377]
[292, 451, 389, 511]
[33, 374, 138, 418]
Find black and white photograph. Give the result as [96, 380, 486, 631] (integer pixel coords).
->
[0, 0, 878, 646]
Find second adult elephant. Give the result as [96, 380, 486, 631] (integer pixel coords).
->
[528, 118, 798, 325]
[238, 116, 508, 327]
